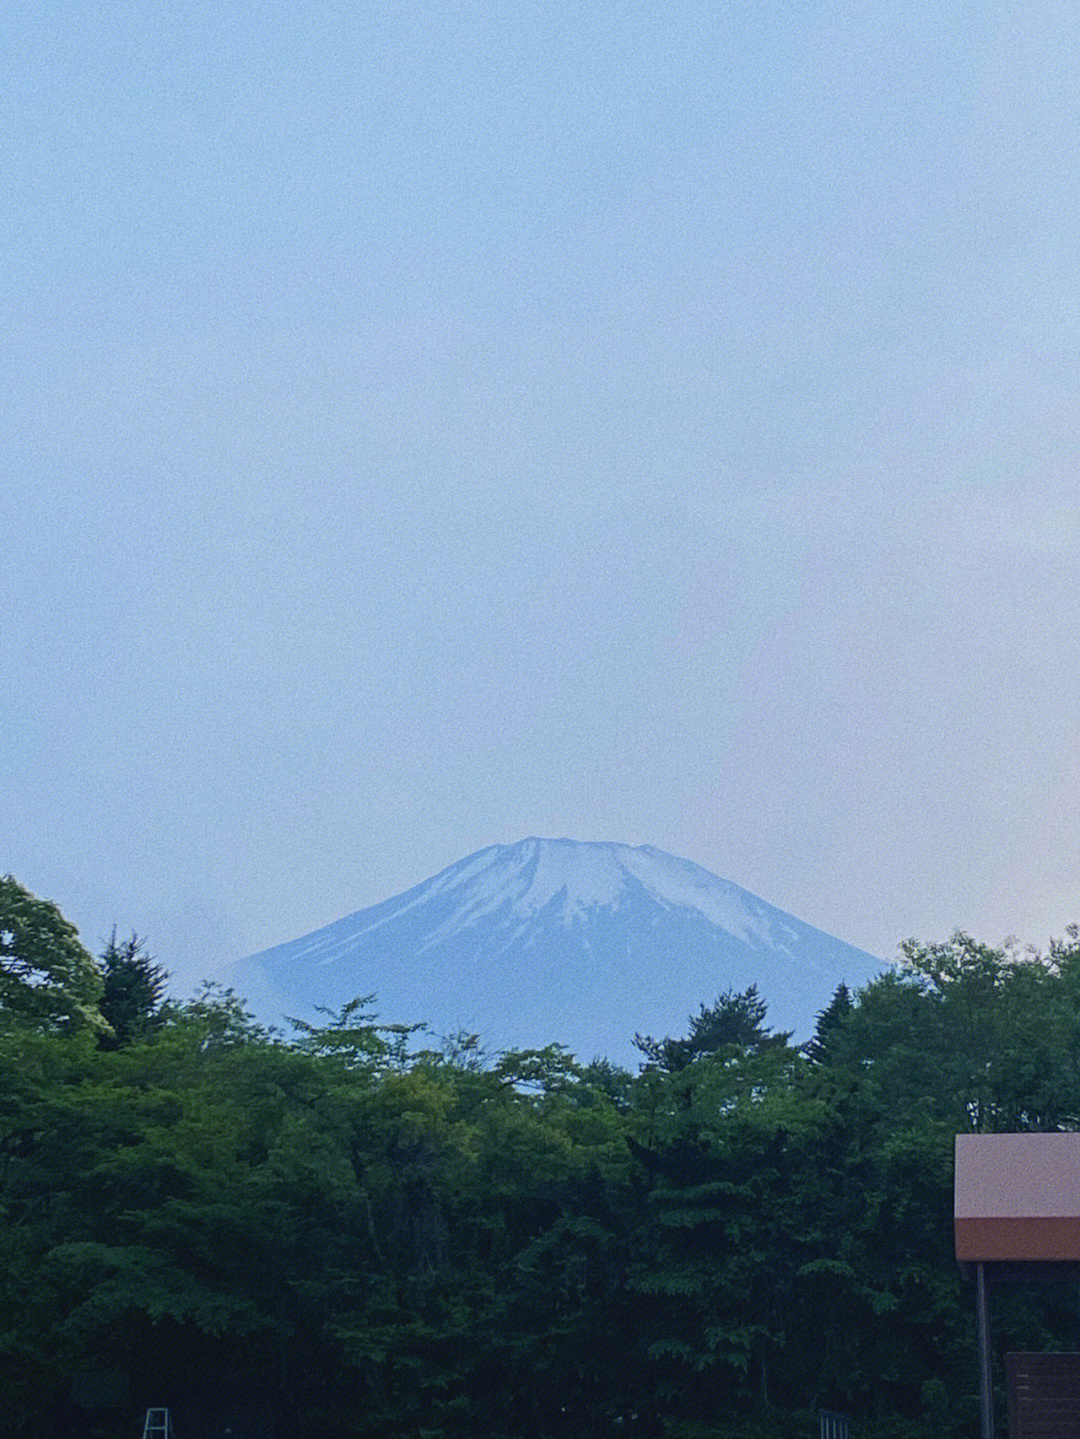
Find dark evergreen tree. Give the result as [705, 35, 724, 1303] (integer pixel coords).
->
[635, 984, 789, 1071]
[97, 929, 169, 1047]
[804, 981, 853, 1063]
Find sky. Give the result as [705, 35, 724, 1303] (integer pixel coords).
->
[5, 0, 1080, 994]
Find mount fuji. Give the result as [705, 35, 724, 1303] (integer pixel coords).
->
[222, 838, 885, 1065]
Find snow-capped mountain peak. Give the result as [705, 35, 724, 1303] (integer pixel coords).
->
[406, 839, 799, 946]
[222, 839, 884, 1063]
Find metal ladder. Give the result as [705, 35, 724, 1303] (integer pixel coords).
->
[142, 1409, 176, 1439]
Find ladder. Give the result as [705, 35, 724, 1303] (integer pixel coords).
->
[142, 1409, 176, 1439]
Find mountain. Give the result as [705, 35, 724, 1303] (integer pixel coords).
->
[222, 838, 885, 1065]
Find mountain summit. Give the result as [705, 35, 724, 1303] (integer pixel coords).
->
[223, 838, 883, 1064]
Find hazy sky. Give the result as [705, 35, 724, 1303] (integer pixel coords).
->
[5, 1, 1080, 993]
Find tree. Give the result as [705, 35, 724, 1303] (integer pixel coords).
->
[0, 875, 105, 1031]
[98, 929, 169, 1048]
[804, 982, 853, 1064]
[635, 985, 790, 1072]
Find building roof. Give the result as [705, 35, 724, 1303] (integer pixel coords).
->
[955, 1133, 1080, 1262]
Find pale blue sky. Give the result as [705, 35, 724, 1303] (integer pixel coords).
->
[5, 1, 1080, 993]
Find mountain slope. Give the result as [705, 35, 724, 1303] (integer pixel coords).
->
[222, 838, 885, 1063]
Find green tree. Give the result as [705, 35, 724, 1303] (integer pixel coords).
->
[0, 875, 105, 1031]
[635, 985, 790, 1073]
[804, 982, 853, 1064]
[98, 929, 169, 1047]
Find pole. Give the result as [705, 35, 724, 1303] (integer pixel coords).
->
[976, 1262, 994, 1439]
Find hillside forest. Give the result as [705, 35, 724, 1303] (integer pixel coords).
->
[4, 874, 1080, 1439]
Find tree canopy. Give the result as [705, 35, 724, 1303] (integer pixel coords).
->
[3, 885, 1080, 1438]
[0, 874, 105, 1032]
[97, 929, 168, 1048]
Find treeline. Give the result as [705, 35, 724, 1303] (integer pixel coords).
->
[4, 877, 1080, 1439]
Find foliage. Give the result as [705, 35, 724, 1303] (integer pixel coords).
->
[635, 985, 789, 1072]
[4, 883, 1080, 1436]
[0, 875, 105, 1032]
[98, 929, 169, 1048]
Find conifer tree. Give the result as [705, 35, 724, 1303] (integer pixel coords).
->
[98, 929, 168, 1047]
